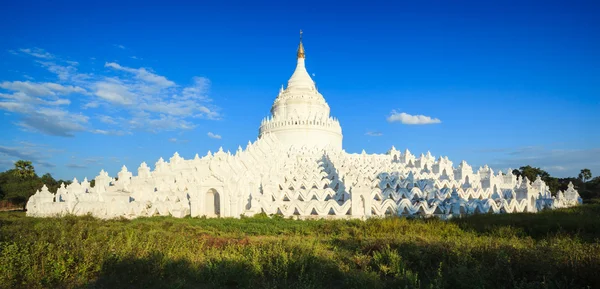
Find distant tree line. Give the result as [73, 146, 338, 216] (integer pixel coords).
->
[511, 166, 599, 201]
[1, 160, 599, 209]
[0, 160, 79, 209]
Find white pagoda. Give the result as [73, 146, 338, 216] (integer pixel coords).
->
[26, 32, 581, 219]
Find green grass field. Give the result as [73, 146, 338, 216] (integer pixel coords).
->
[1, 204, 600, 289]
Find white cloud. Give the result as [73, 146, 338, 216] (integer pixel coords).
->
[18, 108, 88, 137]
[105, 62, 175, 88]
[207, 132, 222, 139]
[114, 44, 126, 49]
[182, 77, 210, 101]
[36, 60, 90, 82]
[43, 82, 86, 94]
[82, 101, 99, 109]
[66, 163, 87, 169]
[0, 81, 53, 96]
[168, 137, 190, 144]
[91, 129, 109, 135]
[387, 110, 441, 125]
[18, 141, 47, 148]
[0, 145, 38, 161]
[19, 48, 54, 59]
[365, 131, 383, 137]
[544, 165, 567, 172]
[2, 47, 221, 137]
[94, 80, 136, 105]
[97, 68, 220, 128]
[0, 81, 85, 97]
[0, 143, 58, 169]
[0, 80, 89, 136]
[129, 114, 195, 132]
[0, 100, 28, 112]
[84, 157, 103, 165]
[98, 115, 118, 125]
[46, 99, 71, 106]
[91, 129, 129, 136]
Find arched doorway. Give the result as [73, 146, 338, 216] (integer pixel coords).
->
[205, 188, 220, 217]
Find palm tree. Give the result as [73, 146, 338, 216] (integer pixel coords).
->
[13, 160, 35, 179]
[578, 168, 592, 182]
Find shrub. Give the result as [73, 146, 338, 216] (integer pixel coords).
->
[1, 204, 599, 289]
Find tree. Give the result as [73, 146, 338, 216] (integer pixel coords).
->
[41, 173, 55, 183]
[512, 166, 560, 195]
[0, 168, 42, 207]
[544, 177, 560, 196]
[518, 166, 549, 182]
[579, 169, 592, 182]
[57, 179, 72, 187]
[13, 160, 35, 179]
[512, 169, 521, 178]
[41, 173, 60, 193]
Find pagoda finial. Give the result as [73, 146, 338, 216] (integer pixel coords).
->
[297, 30, 305, 59]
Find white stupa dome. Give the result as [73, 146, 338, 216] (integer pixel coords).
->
[258, 31, 343, 150]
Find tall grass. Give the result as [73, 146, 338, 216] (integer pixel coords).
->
[1, 204, 599, 289]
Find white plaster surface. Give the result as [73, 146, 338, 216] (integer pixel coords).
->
[26, 40, 581, 219]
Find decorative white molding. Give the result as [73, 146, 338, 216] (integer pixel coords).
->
[25, 140, 581, 219]
[26, 36, 581, 219]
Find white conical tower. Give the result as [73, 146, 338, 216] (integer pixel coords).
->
[258, 30, 343, 150]
[286, 32, 315, 90]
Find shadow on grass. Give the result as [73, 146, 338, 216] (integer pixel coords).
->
[451, 204, 600, 242]
[78, 252, 384, 289]
[329, 236, 600, 289]
[79, 238, 600, 289]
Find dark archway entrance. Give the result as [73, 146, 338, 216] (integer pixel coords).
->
[205, 188, 220, 217]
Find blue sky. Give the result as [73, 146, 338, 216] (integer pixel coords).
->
[0, 0, 599, 180]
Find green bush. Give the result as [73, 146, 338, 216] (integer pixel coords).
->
[1, 204, 599, 289]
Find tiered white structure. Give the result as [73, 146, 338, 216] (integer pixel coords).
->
[26, 33, 581, 219]
[258, 32, 342, 150]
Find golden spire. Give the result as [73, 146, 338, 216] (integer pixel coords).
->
[297, 30, 305, 59]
